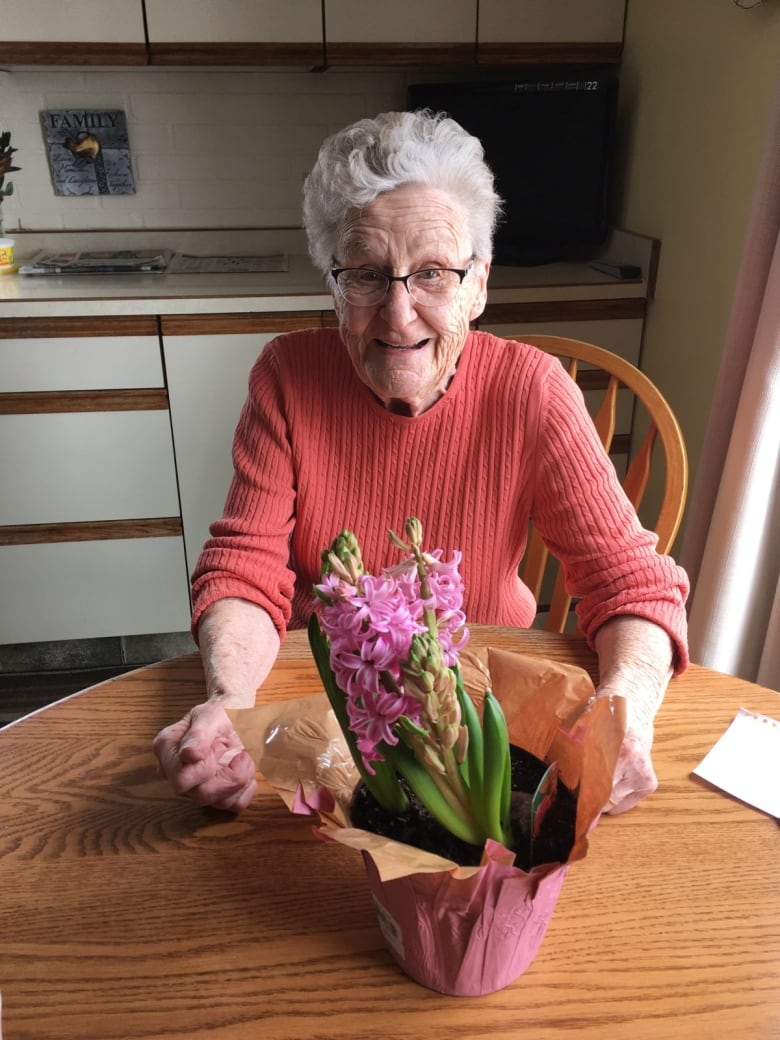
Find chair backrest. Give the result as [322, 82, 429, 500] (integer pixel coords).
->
[505, 334, 688, 634]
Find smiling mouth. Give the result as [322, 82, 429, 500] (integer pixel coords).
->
[377, 338, 429, 350]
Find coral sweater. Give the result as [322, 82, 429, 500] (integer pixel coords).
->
[191, 329, 689, 669]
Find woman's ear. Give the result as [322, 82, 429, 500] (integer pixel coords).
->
[331, 282, 348, 324]
[468, 259, 491, 322]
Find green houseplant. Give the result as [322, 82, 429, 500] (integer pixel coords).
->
[0, 129, 21, 270]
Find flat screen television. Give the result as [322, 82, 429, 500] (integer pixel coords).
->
[407, 69, 619, 266]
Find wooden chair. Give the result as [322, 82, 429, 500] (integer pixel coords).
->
[505, 334, 689, 634]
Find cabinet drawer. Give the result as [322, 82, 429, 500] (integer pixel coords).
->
[0, 411, 181, 525]
[0, 336, 164, 392]
[0, 537, 191, 644]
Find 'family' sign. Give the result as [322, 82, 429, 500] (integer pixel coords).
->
[40, 109, 136, 197]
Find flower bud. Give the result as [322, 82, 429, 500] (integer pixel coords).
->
[454, 725, 469, 765]
[424, 692, 439, 723]
[322, 530, 364, 582]
[423, 744, 446, 774]
[387, 527, 409, 552]
[441, 723, 460, 750]
[405, 516, 423, 547]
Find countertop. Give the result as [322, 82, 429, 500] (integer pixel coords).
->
[0, 230, 652, 319]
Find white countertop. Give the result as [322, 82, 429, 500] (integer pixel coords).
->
[0, 253, 334, 317]
[0, 230, 650, 318]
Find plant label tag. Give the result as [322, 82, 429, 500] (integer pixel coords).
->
[372, 894, 405, 960]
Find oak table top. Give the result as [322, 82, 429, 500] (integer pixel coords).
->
[1, 626, 778, 1040]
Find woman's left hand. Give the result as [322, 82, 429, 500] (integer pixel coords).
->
[592, 616, 676, 815]
[602, 713, 658, 814]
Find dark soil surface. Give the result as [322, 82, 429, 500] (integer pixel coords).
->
[350, 745, 577, 871]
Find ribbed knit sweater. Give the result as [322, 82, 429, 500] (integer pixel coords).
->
[191, 328, 689, 669]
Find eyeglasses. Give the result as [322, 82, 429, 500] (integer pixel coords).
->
[330, 263, 473, 307]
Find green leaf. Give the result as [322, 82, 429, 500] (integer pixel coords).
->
[383, 740, 484, 846]
[307, 614, 409, 815]
[481, 690, 513, 846]
[454, 666, 483, 796]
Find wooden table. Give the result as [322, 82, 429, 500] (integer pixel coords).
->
[1, 627, 778, 1040]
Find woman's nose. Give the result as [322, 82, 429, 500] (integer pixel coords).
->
[379, 279, 418, 324]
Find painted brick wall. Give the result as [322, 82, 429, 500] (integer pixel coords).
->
[0, 68, 410, 232]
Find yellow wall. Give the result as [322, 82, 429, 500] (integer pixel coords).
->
[617, 0, 780, 530]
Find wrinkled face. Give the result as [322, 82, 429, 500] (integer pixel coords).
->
[332, 184, 490, 416]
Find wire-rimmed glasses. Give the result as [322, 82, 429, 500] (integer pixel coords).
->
[330, 262, 473, 307]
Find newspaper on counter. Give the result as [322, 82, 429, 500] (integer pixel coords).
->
[19, 249, 171, 275]
[166, 253, 289, 274]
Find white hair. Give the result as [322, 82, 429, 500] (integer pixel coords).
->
[303, 110, 503, 275]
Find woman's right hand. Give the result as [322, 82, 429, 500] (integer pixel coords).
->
[154, 598, 280, 810]
[153, 699, 257, 812]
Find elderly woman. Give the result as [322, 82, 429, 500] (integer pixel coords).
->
[154, 110, 689, 815]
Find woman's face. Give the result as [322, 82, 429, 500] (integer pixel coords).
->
[333, 184, 490, 416]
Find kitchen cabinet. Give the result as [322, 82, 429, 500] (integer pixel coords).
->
[0, 317, 191, 644]
[145, 0, 324, 67]
[1, 410, 181, 526]
[161, 311, 322, 579]
[477, 0, 625, 64]
[325, 0, 476, 66]
[0, 0, 148, 65]
[0, 0, 625, 68]
[325, 0, 625, 67]
[0, 538, 190, 645]
[1, 332, 164, 392]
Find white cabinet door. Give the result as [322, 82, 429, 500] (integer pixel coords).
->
[325, 0, 475, 43]
[0, 538, 191, 644]
[1, 335, 163, 392]
[0, 411, 182, 525]
[145, 0, 322, 42]
[478, 0, 625, 43]
[0, 0, 146, 42]
[163, 332, 272, 577]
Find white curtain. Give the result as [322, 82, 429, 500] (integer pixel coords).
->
[681, 78, 780, 692]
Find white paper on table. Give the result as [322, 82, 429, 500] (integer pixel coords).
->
[692, 707, 780, 818]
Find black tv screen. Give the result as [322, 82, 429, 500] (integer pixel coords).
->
[407, 69, 619, 266]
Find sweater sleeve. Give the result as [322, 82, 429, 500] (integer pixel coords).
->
[190, 341, 296, 641]
[528, 357, 690, 672]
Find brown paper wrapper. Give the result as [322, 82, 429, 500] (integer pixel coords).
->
[230, 648, 625, 996]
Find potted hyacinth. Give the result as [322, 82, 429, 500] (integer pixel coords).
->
[231, 516, 624, 995]
[308, 518, 569, 870]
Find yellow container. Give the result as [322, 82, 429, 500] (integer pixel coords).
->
[0, 237, 16, 272]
